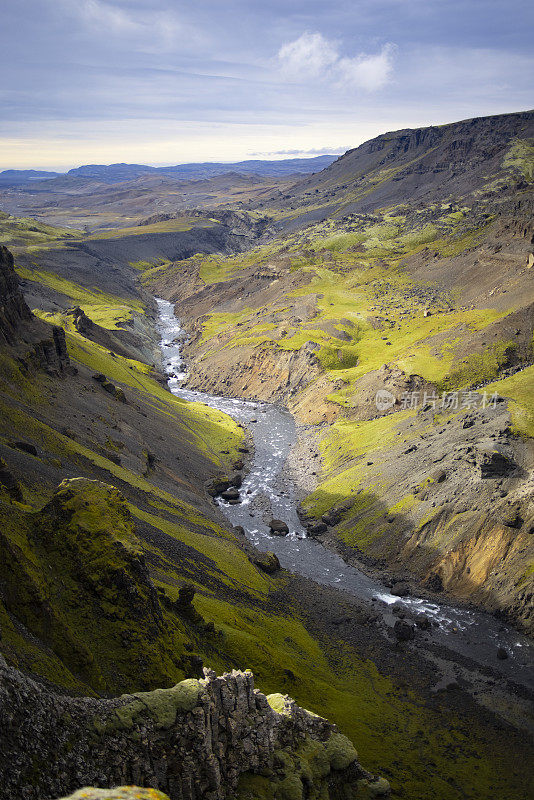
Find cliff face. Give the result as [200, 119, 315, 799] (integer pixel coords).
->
[0, 657, 388, 800]
[0, 244, 32, 344]
[0, 245, 70, 373]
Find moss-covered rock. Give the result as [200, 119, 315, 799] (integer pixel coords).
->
[0, 478, 192, 693]
[325, 733, 358, 771]
[113, 680, 203, 730]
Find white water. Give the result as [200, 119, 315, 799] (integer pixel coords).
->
[156, 298, 533, 687]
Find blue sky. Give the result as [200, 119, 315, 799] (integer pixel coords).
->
[1, 0, 533, 170]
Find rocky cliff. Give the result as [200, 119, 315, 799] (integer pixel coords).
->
[268, 109, 534, 221]
[0, 245, 70, 373]
[0, 657, 388, 800]
[0, 244, 32, 344]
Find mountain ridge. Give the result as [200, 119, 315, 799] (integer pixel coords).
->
[0, 155, 338, 188]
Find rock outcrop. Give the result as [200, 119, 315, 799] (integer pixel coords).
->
[0, 245, 70, 373]
[0, 478, 202, 693]
[0, 244, 32, 344]
[32, 322, 71, 374]
[0, 657, 388, 800]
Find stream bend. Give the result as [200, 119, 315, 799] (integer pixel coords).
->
[156, 298, 533, 690]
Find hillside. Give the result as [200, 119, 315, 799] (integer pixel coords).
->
[143, 110, 534, 632]
[262, 110, 534, 226]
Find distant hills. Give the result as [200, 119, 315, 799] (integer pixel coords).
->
[0, 155, 339, 188]
[0, 169, 62, 186]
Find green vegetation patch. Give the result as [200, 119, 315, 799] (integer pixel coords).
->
[503, 138, 534, 180]
[17, 265, 144, 328]
[0, 213, 82, 249]
[485, 366, 534, 437]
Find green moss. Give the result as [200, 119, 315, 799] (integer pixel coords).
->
[485, 365, 534, 437]
[0, 479, 194, 694]
[130, 506, 270, 594]
[267, 693, 290, 714]
[439, 340, 517, 391]
[0, 215, 82, 248]
[113, 679, 203, 730]
[325, 732, 358, 770]
[58, 789, 170, 800]
[86, 217, 209, 239]
[61, 325, 244, 469]
[503, 138, 534, 180]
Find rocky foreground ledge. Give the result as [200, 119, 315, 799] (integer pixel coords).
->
[0, 656, 389, 800]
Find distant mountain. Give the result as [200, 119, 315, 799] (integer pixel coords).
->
[66, 155, 338, 183]
[158, 155, 339, 180]
[0, 169, 61, 187]
[66, 163, 158, 181]
[0, 155, 339, 189]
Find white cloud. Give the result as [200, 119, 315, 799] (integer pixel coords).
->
[60, 1, 185, 50]
[278, 32, 395, 91]
[338, 44, 396, 91]
[278, 32, 338, 79]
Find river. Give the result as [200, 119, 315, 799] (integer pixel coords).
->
[156, 298, 533, 692]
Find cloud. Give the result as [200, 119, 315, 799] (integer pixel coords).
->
[60, 1, 185, 50]
[80, 0, 138, 33]
[277, 32, 395, 91]
[338, 44, 396, 91]
[278, 32, 338, 79]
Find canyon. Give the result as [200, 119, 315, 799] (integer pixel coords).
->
[0, 110, 533, 800]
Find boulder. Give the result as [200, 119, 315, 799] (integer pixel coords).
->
[390, 581, 410, 598]
[497, 646, 509, 660]
[308, 522, 328, 536]
[394, 619, 415, 641]
[431, 468, 447, 483]
[502, 509, 524, 529]
[476, 443, 517, 478]
[205, 476, 230, 496]
[221, 487, 240, 501]
[93, 374, 127, 402]
[269, 519, 289, 535]
[229, 472, 243, 488]
[252, 552, 281, 574]
[415, 614, 432, 630]
[0, 458, 22, 501]
[177, 584, 196, 606]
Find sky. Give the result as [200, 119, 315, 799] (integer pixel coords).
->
[0, 0, 533, 170]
